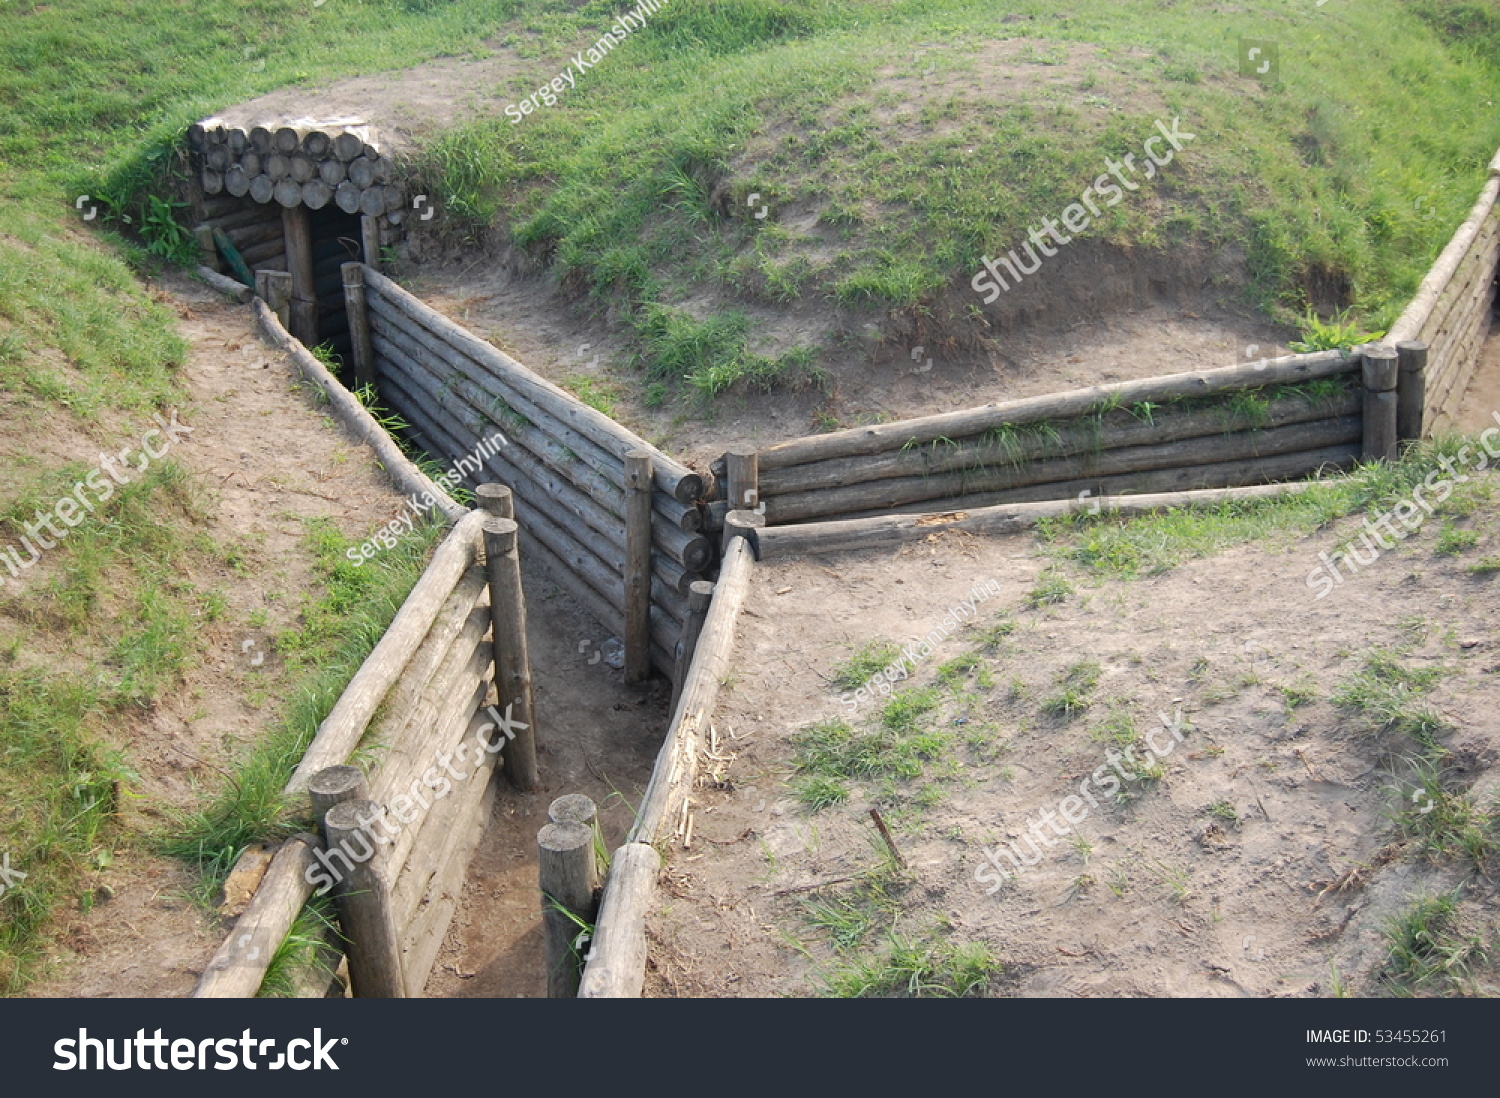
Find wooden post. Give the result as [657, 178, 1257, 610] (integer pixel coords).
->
[624, 450, 654, 683]
[361, 213, 382, 272]
[255, 269, 293, 329]
[1362, 345, 1399, 462]
[670, 580, 714, 716]
[1396, 341, 1429, 445]
[475, 482, 514, 520]
[309, 765, 367, 839]
[341, 262, 376, 390]
[549, 794, 598, 829]
[483, 516, 539, 791]
[538, 821, 597, 998]
[282, 203, 318, 346]
[725, 451, 760, 513]
[195, 225, 221, 272]
[722, 509, 765, 556]
[322, 799, 406, 998]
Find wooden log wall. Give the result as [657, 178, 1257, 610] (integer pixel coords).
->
[190, 119, 408, 220]
[745, 352, 1363, 527]
[1387, 149, 1500, 433]
[354, 264, 709, 678]
[193, 511, 532, 997]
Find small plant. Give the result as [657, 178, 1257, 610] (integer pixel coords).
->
[1088, 708, 1137, 746]
[1435, 523, 1480, 556]
[1288, 308, 1387, 353]
[823, 932, 997, 998]
[1207, 800, 1240, 825]
[831, 640, 901, 691]
[1042, 660, 1101, 718]
[1382, 891, 1486, 992]
[1393, 760, 1495, 870]
[1025, 568, 1074, 608]
[937, 651, 992, 690]
[972, 616, 1017, 651]
[1333, 650, 1449, 748]
[1466, 556, 1500, 575]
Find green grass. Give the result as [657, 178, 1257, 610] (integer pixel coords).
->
[1382, 890, 1488, 994]
[822, 931, 998, 997]
[1041, 659, 1101, 719]
[831, 639, 902, 691]
[1392, 760, 1497, 871]
[164, 513, 445, 889]
[1038, 433, 1498, 579]
[398, 0, 1500, 403]
[790, 687, 946, 810]
[1332, 648, 1450, 748]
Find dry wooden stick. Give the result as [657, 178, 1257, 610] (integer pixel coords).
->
[869, 808, 909, 872]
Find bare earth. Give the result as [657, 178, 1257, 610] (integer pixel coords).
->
[646, 514, 1500, 998]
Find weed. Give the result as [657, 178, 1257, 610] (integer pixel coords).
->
[1042, 660, 1101, 719]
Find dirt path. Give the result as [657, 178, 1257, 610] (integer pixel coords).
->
[648, 516, 1500, 997]
[26, 274, 421, 996]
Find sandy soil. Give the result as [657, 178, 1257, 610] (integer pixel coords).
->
[647, 517, 1500, 997]
[25, 275, 422, 996]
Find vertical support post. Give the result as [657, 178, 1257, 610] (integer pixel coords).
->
[361, 213, 382, 272]
[549, 794, 598, 829]
[309, 765, 367, 839]
[483, 516, 539, 791]
[341, 262, 376, 390]
[1362, 344, 1399, 463]
[322, 799, 407, 998]
[670, 580, 714, 717]
[475, 482, 514, 520]
[1396, 341, 1429, 445]
[538, 821, 598, 999]
[722, 510, 765, 556]
[282, 203, 318, 346]
[256, 269, 293, 329]
[194, 225, 221, 273]
[725, 451, 760, 514]
[624, 450, 654, 683]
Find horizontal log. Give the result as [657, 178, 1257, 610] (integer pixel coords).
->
[365, 304, 702, 535]
[1416, 216, 1500, 357]
[577, 842, 660, 998]
[399, 709, 499, 995]
[757, 350, 1356, 472]
[285, 514, 486, 797]
[248, 174, 274, 205]
[761, 387, 1360, 497]
[201, 203, 278, 234]
[766, 416, 1361, 524]
[833, 443, 1361, 521]
[386, 645, 493, 905]
[362, 269, 704, 502]
[370, 322, 708, 565]
[225, 218, 284, 250]
[629, 536, 754, 847]
[240, 236, 288, 268]
[757, 480, 1326, 559]
[196, 265, 253, 303]
[381, 373, 686, 640]
[190, 835, 320, 997]
[519, 518, 675, 677]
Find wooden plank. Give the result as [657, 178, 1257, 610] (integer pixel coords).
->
[362, 268, 704, 503]
[756, 352, 1354, 471]
[190, 835, 320, 998]
[578, 843, 660, 998]
[764, 416, 1361, 524]
[629, 537, 755, 847]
